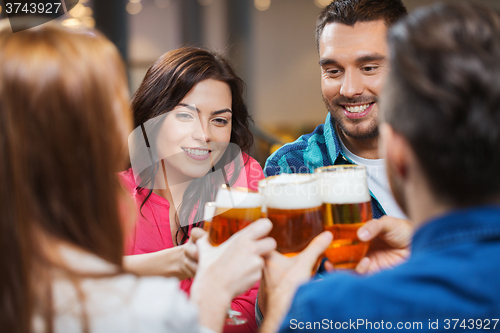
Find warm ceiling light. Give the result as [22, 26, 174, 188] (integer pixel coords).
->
[62, 18, 82, 28]
[126, 2, 142, 15]
[255, 0, 271, 11]
[69, 4, 86, 18]
[82, 16, 96, 28]
[315, 0, 331, 8]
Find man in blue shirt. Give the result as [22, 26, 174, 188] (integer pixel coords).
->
[260, 2, 500, 332]
[256, 1, 413, 323]
[264, 0, 408, 221]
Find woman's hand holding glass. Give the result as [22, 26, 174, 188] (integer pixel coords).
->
[190, 219, 276, 333]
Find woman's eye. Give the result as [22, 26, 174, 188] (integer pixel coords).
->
[212, 118, 229, 126]
[176, 113, 194, 120]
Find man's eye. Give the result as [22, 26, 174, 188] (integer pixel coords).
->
[325, 69, 342, 77]
[362, 66, 378, 72]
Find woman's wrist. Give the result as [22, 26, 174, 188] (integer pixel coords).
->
[191, 276, 233, 333]
[123, 246, 186, 278]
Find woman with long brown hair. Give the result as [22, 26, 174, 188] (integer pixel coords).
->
[121, 47, 265, 333]
[0, 24, 275, 333]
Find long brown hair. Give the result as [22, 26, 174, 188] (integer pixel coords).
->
[0, 25, 131, 333]
[131, 47, 254, 244]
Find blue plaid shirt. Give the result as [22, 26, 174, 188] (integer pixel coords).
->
[256, 114, 388, 326]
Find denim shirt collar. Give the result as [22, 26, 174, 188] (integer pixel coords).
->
[411, 206, 500, 254]
[324, 113, 343, 165]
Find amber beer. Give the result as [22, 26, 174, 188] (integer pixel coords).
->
[317, 165, 372, 269]
[208, 187, 262, 246]
[261, 174, 323, 256]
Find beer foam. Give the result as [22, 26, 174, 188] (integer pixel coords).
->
[317, 168, 370, 204]
[261, 174, 322, 209]
[215, 187, 262, 209]
[203, 202, 217, 222]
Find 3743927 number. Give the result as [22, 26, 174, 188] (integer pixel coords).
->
[5, 2, 63, 15]
[444, 319, 499, 330]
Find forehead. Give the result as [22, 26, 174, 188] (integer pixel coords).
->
[181, 79, 232, 106]
[319, 20, 388, 63]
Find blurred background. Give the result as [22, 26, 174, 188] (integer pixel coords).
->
[1, 0, 499, 165]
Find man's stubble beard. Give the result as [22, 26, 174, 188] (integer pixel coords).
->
[324, 96, 380, 141]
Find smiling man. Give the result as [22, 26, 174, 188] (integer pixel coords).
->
[264, 0, 407, 220]
[260, 2, 500, 332]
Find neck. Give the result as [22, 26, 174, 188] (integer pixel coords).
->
[337, 125, 379, 159]
[152, 162, 191, 209]
[404, 165, 451, 229]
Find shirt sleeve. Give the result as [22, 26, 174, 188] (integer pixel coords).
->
[130, 276, 204, 333]
[224, 282, 260, 333]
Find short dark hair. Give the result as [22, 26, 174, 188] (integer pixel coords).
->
[384, 2, 500, 206]
[316, 0, 407, 50]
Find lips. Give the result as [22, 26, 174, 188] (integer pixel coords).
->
[341, 102, 375, 119]
[182, 147, 211, 161]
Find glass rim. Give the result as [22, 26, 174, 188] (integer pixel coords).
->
[315, 164, 366, 173]
[220, 184, 258, 194]
[258, 173, 318, 188]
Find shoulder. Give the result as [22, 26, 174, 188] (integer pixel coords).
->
[233, 153, 264, 191]
[281, 251, 500, 333]
[54, 274, 202, 333]
[264, 124, 328, 176]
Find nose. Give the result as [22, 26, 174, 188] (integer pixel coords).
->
[340, 69, 364, 98]
[192, 120, 212, 144]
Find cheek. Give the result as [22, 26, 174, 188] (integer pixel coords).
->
[157, 123, 189, 154]
[321, 79, 340, 99]
[367, 74, 385, 96]
[213, 125, 232, 143]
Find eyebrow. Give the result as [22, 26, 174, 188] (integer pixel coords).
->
[178, 103, 232, 115]
[319, 53, 386, 67]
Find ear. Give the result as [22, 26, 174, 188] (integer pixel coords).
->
[379, 123, 410, 179]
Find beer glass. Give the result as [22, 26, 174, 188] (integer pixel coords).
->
[208, 186, 262, 246]
[260, 174, 323, 256]
[205, 185, 262, 325]
[316, 165, 372, 269]
[203, 201, 217, 232]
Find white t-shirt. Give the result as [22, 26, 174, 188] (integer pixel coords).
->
[339, 138, 407, 220]
[32, 247, 214, 333]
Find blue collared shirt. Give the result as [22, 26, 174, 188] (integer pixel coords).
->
[279, 206, 500, 332]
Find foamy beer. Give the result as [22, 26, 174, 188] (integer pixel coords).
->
[208, 186, 262, 246]
[203, 201, 217, 232]
[316, 165, 372, 269]
[260, 174, 323, 256]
